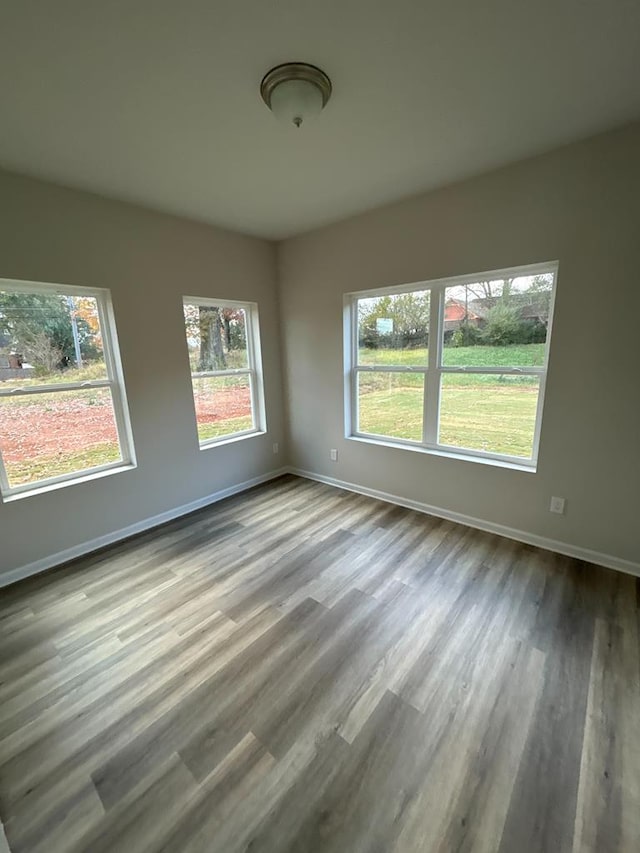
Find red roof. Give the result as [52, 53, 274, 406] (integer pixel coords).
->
[444, 299, 481, 321]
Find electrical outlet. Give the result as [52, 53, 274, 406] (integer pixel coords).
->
[330, 449, 338, 461]
[550, 496, 566, 515]
[272, 442, 279, 454]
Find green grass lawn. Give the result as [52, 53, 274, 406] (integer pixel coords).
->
[5, 442, 121, 488]
[357, 344, 542, 458]
[0, 361, 108, 390]
[358, 384, 424, 442]
[438, 380, 539, 457]
[358, 343, 545, 368]
[358, 382, 539, 457]
[198, 415, 254, 442]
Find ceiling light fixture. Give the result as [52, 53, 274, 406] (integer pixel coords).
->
[260, 62, 332, 128]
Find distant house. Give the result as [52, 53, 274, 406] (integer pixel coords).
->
[468, 293, 550, 323]
[443, 299, 483, 333]
[0, 351, 35, 381]
[444, 293, 550, 334]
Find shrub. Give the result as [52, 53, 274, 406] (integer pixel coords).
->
[481, 303, 523, 346]
[451, 323, 482, 347]
[517, 318, 548, 344]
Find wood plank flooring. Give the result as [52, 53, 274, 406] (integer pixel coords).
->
[0, 474, 638, 852]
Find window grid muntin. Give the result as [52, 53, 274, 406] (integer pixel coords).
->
[182, 296, 263, 446]
[348, 262, 558, 467]
[0, 279, 134, 497]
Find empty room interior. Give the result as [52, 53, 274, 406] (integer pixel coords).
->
[1, 2, 639, 851]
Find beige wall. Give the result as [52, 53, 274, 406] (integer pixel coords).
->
[0, 170, 284, 580]
[2, 122, 639, 582]
[278, 122, 640, 566]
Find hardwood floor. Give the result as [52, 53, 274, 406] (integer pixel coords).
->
[0, 474, 638, 852]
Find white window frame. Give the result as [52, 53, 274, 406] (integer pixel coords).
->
[182, 296, 266, 448]
[344, 261, 558, 470]
[0, 277, 136, 500]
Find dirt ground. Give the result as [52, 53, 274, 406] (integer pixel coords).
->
[0, 387, 251, 464]
[192, 386, 251, 423]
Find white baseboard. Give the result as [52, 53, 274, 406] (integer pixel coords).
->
[289, 467, 640, 578]
[4, 464, 638, 589]
[0, 467, 289, 589]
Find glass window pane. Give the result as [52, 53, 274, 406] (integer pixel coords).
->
[184, 304, 248, 371]
[192, 375, 254, 442]
[439, 374, 540, 459]
[0, 289, 107, 386]
[0, 387, 122, 488]
[442, 273, 554, 367]
[357, 290, 430, 367]
[357, 371, 424, 441]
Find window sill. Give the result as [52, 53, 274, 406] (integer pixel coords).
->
[199, 429, 266, 451]
[2, 462, 137, 503]
[347, 434, 537, 473]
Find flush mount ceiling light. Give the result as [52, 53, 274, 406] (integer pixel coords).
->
[260, 62, 332, 128]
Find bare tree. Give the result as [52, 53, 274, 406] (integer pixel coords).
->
[464, 278, 515, 304]
[22, 330, 63, 375]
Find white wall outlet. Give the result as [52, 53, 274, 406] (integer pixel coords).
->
[272, 442, 279, 454]
[330, 448, 338, 461]
[550, 496, 566, 515]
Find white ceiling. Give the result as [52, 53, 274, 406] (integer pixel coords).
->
[1, 1, 639, 239]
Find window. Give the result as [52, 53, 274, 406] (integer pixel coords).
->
[346, 262, 558, 468]
[182, 297, 265, 446]
[0, 279, 135, 497]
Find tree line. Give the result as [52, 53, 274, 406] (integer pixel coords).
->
[1, 294, 249, 377]
[358, 275, 552, 350]
[0, 292, 101, 374]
